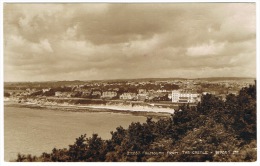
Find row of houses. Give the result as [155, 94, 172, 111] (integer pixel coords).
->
[25, 86, 240, 104]
[54, 89, 202, 103]
[53, 89, 170, 101]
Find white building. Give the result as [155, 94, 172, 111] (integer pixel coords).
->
[101, 91, 117, 98]
[55, 91, 63, 97]
[42, 88, 51, 93]
[120, 93, 137, 100]
[168, 93, 172, 100]
[92, 90, 102, 96]
[55, 91, 72, 98]
[172, 90, 201, 103]
[157, 89, 167, 93]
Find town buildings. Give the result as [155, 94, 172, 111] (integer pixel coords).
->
[5, 78, 255, 106]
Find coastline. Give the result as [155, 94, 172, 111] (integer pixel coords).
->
[4, 98, 173, 119]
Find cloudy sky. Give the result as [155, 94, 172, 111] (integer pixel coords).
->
[4, 3, 256, 82]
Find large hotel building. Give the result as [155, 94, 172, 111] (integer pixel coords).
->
[172, 90, 201, 103]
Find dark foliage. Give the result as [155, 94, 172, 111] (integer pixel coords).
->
[29, 90, 43, 96]
[43, 89, 55, 96]
[4, 92, 11, 97]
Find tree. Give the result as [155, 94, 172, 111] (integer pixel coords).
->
[165, 119, 242, 162]
[4, 92, 11, 97]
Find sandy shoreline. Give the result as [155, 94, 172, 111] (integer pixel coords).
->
[5, 97, 175, 113]
[4, 98, 173, 118]
[80, 104, 175, 114]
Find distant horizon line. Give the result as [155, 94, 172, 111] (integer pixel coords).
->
[3, 76, 256, 83]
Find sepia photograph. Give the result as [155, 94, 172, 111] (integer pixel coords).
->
[1, 0, 258, 163]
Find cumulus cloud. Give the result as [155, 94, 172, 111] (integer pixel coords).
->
[3, 3, 256, 81]
[186, 41, 226, 57]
